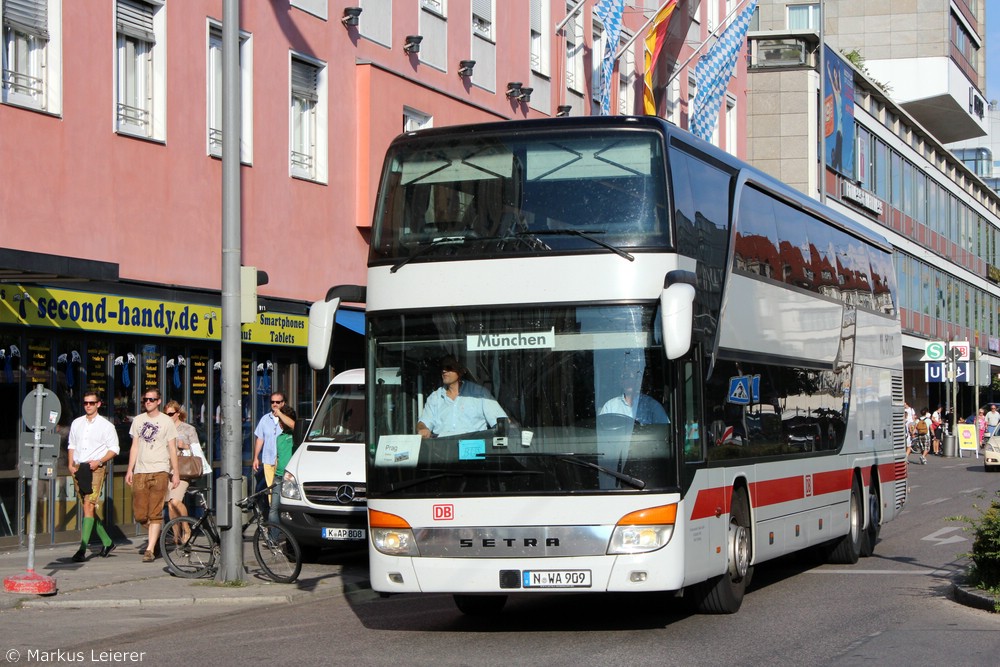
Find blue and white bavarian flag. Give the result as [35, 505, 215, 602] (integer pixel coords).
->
[691, 0, 757, 141]
[594, 0, 625, 116]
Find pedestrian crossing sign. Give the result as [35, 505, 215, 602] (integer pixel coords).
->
[728, 376, 751, 405]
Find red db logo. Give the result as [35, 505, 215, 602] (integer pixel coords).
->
[433, 504, 454, 521]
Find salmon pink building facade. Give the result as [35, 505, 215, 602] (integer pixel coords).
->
[0, 0, 749, 546]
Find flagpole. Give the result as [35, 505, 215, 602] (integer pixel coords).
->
[614, 0, 676, 60]
[555, 0, 588, 33]
[661, 0, 752, 87]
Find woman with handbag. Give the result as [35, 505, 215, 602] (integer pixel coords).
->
[165, 400, 210, 544]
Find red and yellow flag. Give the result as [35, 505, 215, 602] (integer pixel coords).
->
[643, 1, 679, 116]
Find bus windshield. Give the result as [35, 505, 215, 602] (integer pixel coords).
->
[368, 304, 678, 496]
[370, 129, 670, 263]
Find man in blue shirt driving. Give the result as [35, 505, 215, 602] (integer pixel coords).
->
[417, 356, 507, 437]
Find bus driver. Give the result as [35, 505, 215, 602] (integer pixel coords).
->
[416, 356, 507, 438]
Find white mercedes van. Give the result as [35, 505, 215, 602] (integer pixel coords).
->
[278, 368, 367, 556]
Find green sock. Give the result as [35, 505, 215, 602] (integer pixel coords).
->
[94, 520, 112, 547]
[81, 517, 95, 546]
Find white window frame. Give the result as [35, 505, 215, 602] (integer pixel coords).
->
[403, 106, 432, 133]
[566, 5, 584, 93]
[529, 0, 548, 76]
[207, 20, 252, 163]
[787, 3, 819, 31]
[2, 0, 61, 113]
[289, 52, 327, 183]
[591, 19, 604, 105]
[421, 0, 445, 17]
[725, 93, 737, 156]
[472, 0, 493, 43]
[617, 33, 634, 116]
[115, 0, 165, 140]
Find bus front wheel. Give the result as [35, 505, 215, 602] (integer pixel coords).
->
[860, 474, 881, 557]
[826, 476, 863, 564]
[691, 487, 753, 614]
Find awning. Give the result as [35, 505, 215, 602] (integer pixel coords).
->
[335, 308, 365, 335]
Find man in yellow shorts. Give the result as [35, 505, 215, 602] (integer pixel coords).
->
[68, 389, 120, 562]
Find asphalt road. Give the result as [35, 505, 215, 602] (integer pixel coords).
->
[4, 455, 1000, 667]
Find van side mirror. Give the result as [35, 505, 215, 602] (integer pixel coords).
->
[660, 271, 697, 360]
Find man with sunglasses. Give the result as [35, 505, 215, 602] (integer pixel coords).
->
[417, 356, 507, 438]
[67, 389, 120, 562]
[252, 391, 296, 488]
[125, 388, 179, 562]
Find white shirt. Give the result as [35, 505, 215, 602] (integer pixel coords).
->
[68, 413, 120, 463]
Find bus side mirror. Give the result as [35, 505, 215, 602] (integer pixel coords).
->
[660, 275, 696, 360]
[307, 297, 341, 370]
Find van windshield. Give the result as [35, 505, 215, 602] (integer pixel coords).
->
[307, 381, 366, 443]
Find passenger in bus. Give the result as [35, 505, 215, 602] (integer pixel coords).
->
[416, 356, 508, 438]
[599, 369, 669, 426]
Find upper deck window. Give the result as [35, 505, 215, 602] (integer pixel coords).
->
[371, 129, 670, 264]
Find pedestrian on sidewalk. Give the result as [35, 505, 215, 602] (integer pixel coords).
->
[126, 388, 179, 562]
[269, 404, 296, 536]
[164, 400, 210, 545]
[67, 389, 120, 562]
[252, 391, 295, 513]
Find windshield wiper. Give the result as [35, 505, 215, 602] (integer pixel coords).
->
[390, 236, 469, 273]
[382, 469, 543, 494]
[482, 452, 645, 490]
[516, 229, 634, 262]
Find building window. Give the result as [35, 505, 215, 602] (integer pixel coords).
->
[530, 0, 548, 75]
[3, 0, 60, 112]
[617, 34, 634, 115]
[787, 3, 819, 31]
[725, 94, 737, 156]
[591, 19, 604, 105]
[403, 106, 432, 133]
[359, 0, 391, 47]
[566, 4, 583, 92]
[289, 53, 327, 182]
[207, 22, 252, 162]
[421, 0, 444, 16]
[472, 0, 493, 42]
[115, 0, 164, 139]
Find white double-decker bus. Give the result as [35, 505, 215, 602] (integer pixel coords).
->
[308, 116, 906, 615]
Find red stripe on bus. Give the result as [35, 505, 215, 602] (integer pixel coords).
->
[689, 468, 865, 521]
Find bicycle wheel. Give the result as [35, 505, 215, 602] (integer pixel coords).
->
[253, 522, 302, 583]
[161, 516, 217, 578]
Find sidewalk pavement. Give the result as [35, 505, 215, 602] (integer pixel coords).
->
[0, 537, 369, 611]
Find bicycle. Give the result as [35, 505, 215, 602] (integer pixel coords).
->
[160, 483, 302, 583]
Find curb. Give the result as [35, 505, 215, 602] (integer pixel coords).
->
[21, 594, 295, 609]
[952, 582, 999, 613]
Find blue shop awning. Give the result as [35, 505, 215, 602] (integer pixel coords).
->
[335, 308, 365, 335]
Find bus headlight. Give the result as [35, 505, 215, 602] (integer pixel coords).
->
[372, 528, 418, 556]
[280, 472, 301, 500]
[607, 504, 677, 554]
[370, 509, 419, 556]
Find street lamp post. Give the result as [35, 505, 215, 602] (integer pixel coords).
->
[216, 0, 244, 582]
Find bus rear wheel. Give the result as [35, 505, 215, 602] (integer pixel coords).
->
[691, 488, 753, 614]
[453, 594, 507, 616]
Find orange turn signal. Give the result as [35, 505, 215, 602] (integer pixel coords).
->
[616, 504, 677, 526]
[369, 509, 411, 529]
